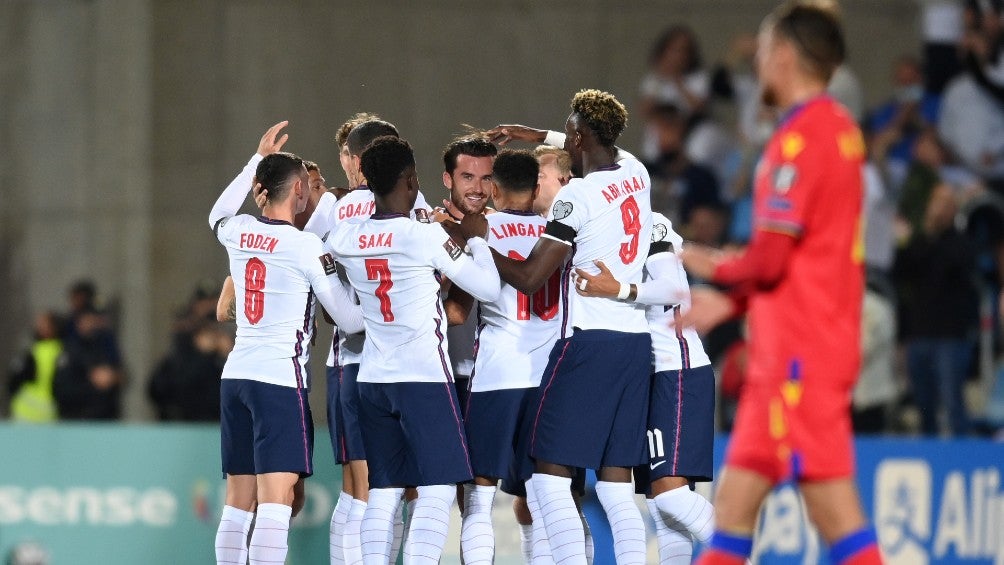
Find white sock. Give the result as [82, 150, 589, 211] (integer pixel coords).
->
[646, 498, 692, 564]
[532, 473, 585, 565]
[525, 479, 555, 565]
[579, 508, 594, 565]
[248, 503, 292, 565]
[404, 484, 456, 564]
[215, 505, 253, 565]
[519, 523, 534, 563]
[389, 498, 405, 564]
[461, 484, 497, 564]
[595, 481, 646, 565]
[361, 487, 403, 565]
[343, 498, 368, 564]
[331, 492, 353, 565]
[653, 486, 715, 544]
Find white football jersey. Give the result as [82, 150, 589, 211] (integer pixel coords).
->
[215, 214, 334, 388]
[471, 211, 560, 392]
[544, 157, 653, 336]
[312, 187, 431, 367]
[647, 212, 711, 372]
[326, 215, 479, 384]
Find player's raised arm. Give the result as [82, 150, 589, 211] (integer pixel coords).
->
[487, 123, 636, 161]
[208, 121, 289, 230]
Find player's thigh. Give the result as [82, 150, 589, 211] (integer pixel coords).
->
[224, 473, 257, 511]
[338, 363, 367, 462]
[790, 378, 855, 481]
[357, 382, 416, 489]
[396, 381, 473, 486]
[647, 365, 716, 484]
[464, 388, 526, 481]
[725, 380, 786, 483]
[220, 379, 255, 477]
[247, 380, 314, 477]
[600, 332, 653, 469]
[711, 465, 774, 532]
[799, 477, 869, 543]
[325, 364, 344, 465]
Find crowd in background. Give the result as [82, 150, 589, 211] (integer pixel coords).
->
[6, 0, 1004, 439]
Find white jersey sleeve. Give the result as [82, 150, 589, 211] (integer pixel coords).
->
[472, 212, 560, 391]
[646, 213, 711, 372]
[304, 239, 364, 334]
[210, 154, 262, 232]
[547, 158, 653, 335]
[303, 191, 338, 238]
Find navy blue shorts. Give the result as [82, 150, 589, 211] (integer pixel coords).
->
[529, 330, 652, 470]
[358, 381, 474, 488]
[337, 363, 366, 462]
[464, 388, 532, 480]
[634, 365, 716, 493]
[325, 365, 344, 465]
[221, 378, 314, 477]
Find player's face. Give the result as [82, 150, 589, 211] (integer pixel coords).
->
[294, 167, 310, 214]
[338, 144, 354, 185]
[534, 154, 566, 216]
[308, 169, 326, 201]
[443, 154, 493, 215]
[563, 114, 584, 178]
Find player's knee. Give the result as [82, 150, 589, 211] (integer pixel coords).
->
[512, 496, 532, 525]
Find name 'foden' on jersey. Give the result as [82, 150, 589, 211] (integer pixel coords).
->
[239, 233, 279, 253]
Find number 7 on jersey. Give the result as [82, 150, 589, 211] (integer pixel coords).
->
[366, 258, 394, 322]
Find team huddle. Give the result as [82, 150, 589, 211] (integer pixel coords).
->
[209, 86, 715, 565]
[208, 3, 887, 565]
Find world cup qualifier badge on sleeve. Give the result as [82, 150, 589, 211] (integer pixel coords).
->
[443, 238, 463, 260]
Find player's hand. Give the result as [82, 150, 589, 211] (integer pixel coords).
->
[679, 245, 718, 280]
[487, 124, 547, 146]
[253, 183, 268, 209]
[458, 211, 488, 241]
[257, 120, 289, 156]
[440, 199, 465, 222]
[675, 286, 736, 335]
[574, 260, 621, 298]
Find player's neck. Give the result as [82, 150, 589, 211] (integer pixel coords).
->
[262, 203, 295, 224]
[779, 79, 827, 112]
[374, 196, 411, 216]
[581, 145, 618, 176]
[493, 196, 533, 213]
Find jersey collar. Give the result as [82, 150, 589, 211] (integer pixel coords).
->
[778, 94, 830, 128]
[256, 216, 293, 227]
[371, 212, 408, 220]
[499, 208, 538, 216]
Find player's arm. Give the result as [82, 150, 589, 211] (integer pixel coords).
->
[574, 244, 687, 306]
[487, 124, 635, 161]
[209, 121, 289, 231]
[216, 276, 236, 322]
[304, 240, 364, 334]
[431, 217, 501, 303]
[444, 285, 475, 326]
[680, 232, 797, 289]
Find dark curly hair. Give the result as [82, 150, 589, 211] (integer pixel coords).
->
[360, 136, 415, 196]
[570, 89, 628, 147]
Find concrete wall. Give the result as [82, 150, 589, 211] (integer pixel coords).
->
[0, 0, 921, 419]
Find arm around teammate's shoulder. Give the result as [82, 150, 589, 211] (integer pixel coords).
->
[301, 235, 364, 334]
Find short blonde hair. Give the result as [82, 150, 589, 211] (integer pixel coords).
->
[570, 89, 628, 146]
[533, 145, 572, 177]
[335, 112, 382, 148]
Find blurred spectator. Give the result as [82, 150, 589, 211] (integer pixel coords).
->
[686, 204, 730, 249]
[865, 55, 942, 188]
[922, 0, 965, 93]
[938, 55, 1004, 190]
[852, 289, 899, 433]
[644, 104, 723, 224]
[6, 312, 63, 423]
[62, 279, 121, 367]
[170, 278, 221, 350]
[52, 309, 123, 420]
[894, 184, 980, 436]
[639, 25, 709, 162]
[148, 321, 231, 421]
[862, 160, 897, 299]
